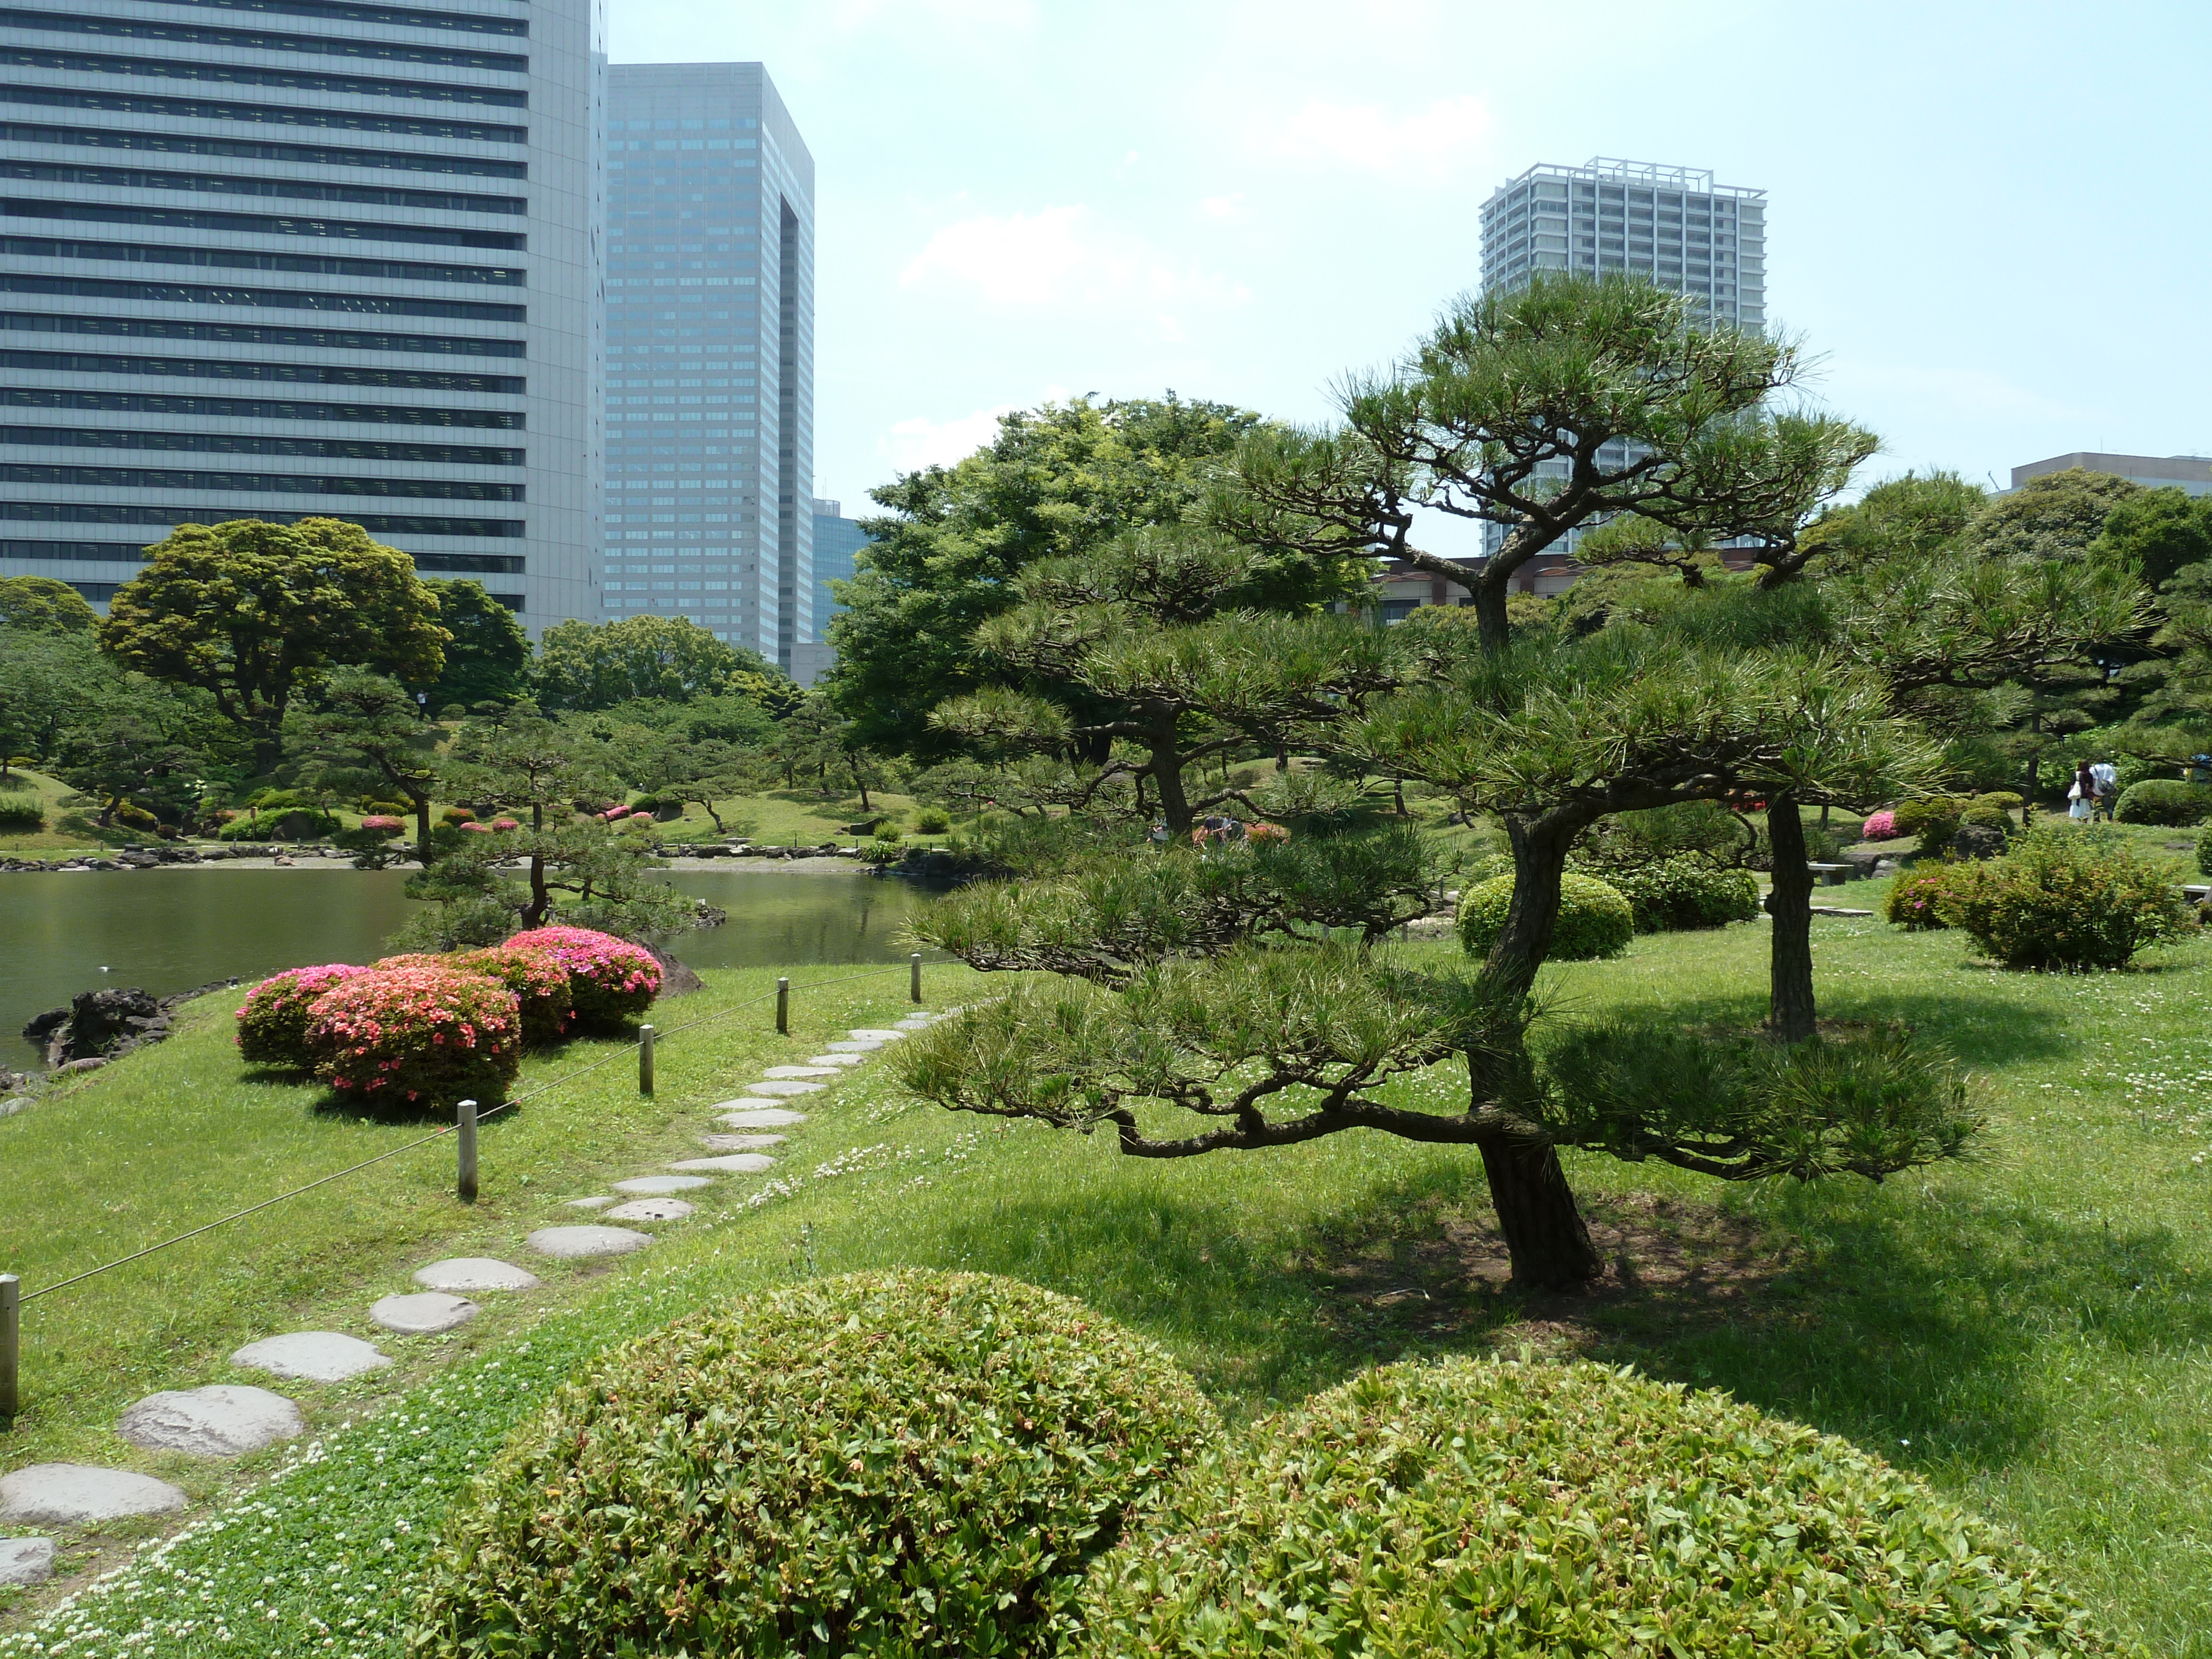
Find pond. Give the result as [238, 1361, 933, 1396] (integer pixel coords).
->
[1, 866, 935, 1066]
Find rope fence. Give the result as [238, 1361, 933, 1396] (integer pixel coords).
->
[0, 953, 931, 1421]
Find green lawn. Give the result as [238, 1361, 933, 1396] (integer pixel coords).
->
[6, 890, 2212, 1653]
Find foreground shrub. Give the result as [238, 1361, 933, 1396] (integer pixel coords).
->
[1936, 825, 2195, 970]
[1884, 867, 1958, 930]
[452, 946, 571, 1045]
[0, 797, 44, 832]
[415, 1270, 1218, 1659]
[1597, 856, 1760, 932]
[1457, 870, 1632, 961]
[235, 963, 373, 1068]
[305, 964, 520, 1107]
[1861, 807, 1897, 841]
[502, 924, 660, 1028]
[2115, 778, 2212, 826]
[1893, 794, 1966, 857]
[1070, 1357, 2112, 1658]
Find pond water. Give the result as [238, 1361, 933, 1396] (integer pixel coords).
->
[1, 866, 933, 1065]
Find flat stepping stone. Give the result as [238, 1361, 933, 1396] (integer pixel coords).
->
[612, 1173, 711, 1194]
[414, 1258, 541, 1293]
[847, 1029, 907, 1041]
[700, 1132, 785, 1151]
[118, 1386, 303, 1457]
[371, 1292, 479, 1335]
[0, 1537, 55, 1587]
[761, 1065, 841, 1079]
[0, 1465, 187, 1525]
[746, 1080, 825, 1097]
[604, 1196, 695, 1222]
[822, 1040, 883, 1053]
[806, 1053, 867, 1067]
[526, 1224, 653, 1259]
[716, 1106, 807, 1128]
[668, 1153, 775, 1173]
[894, 1016, 936, 1029]
[232, 1331, 392, 1383]
[564, 1195, 616, 1210]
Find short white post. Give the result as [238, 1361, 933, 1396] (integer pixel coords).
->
[456, 1099, 479, 1204]
[1, 1272, 20, 1421]
[639, 1024, 656, 1095]
[910, 952, 923, 1004]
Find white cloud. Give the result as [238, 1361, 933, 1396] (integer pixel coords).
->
[1245, 93, 1490, 176]
[900, 206, 1092, 305]
[1199, 191, 1249, 221]
[878, 403, 1016, 473]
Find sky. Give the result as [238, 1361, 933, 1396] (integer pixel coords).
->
[609, 0, 2212, 519]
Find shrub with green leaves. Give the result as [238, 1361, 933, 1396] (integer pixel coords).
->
[0, 797, 43, 831]
[1936, 825, 2196, 970]
[218, 806, 340, 842]
[1595, 855, 1760, 932]
[2115, 778, 2212, 826]
[1892, 794, 1966, 856]
[1069, 1357, 2112, 1658]
[914, 805, 952, 833]
[414, 1271, 1217, 1659]
[2200, 821, 2212, 878]
[1457, 870, 1632, 961]
[1960, 795, 2015, 832]
[1884, 867, 1958, 930]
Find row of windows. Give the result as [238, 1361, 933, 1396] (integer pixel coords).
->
[4, 386, 521, 428]
[158, 0, 527, 39]
[1, 118, 528, 179]
[1, 462, 522, 500]
[0, 7, 528, 72]
[2, 83, 528, 144]
[1, 47, 530, 109]
[0, 425, 522, 465]
[1, 158, 524, 215]
[1, 347, 524, 393]
[3, 502, 521, 535]
[3, 234, 524, 285]
[0, 537, 147, 562]
[8, 199, 526, 251]
[1, 272, 524, 324]
[2, 310, 524, 358]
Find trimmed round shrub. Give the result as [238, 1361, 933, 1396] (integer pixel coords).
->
[218, 806, 340, 842]
[1959, 795, 2015, 832]
[1934, 825, 2196, 970]
[1892, 795, 1966, 857]
[304, 964, 521, 1107]
[414, 1271, 1219, 1659]
[234, 963, 373, 1068]
[2115, 778, 2212, 826]
[1597, 857, 1760, 932]
[503, 924, 661, 1028]
[0, 798, 45, 832]
[1884, 867, 1958, 930]
[915, 805, 953, 833]
[357, 814, 405, 833]
[1860, 807, 1897, 841]
[441, 806, 476, 825]
[1068, 1358, 2113, 1658]
[1457, 871, 1633, 962]
[455, 946, 572, 1045]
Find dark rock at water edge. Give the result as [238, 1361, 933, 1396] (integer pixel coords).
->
[21, 978, 239, 1071]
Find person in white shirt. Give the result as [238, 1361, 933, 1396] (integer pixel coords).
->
[2088, 760, 2119, 821]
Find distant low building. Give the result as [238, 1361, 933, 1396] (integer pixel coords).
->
[2012, 453, 2212, 497]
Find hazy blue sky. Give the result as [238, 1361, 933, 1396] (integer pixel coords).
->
[612, 1, 2212, 519]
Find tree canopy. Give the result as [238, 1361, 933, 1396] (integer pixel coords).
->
[0, 575, 100, 635]
[418, 580, 531, 708]
[533, 615, 797, 713]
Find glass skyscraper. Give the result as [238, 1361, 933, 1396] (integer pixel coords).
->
[0, 0, 606, 624]
[600, 62, 813, 672]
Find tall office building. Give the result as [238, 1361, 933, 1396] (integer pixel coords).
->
[0, 0, 605, 624]
[1479, 158, 1765, 329]
[601, 62, 813, 672]
[1473, 158, 1766, 592]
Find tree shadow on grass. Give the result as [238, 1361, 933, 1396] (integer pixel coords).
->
[933, 1156, 2211, 1469]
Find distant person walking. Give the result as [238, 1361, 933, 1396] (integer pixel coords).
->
[2089, 759, 2119, 821]
[2069, 760, 2096, 822]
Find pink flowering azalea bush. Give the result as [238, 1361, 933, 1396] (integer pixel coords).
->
[455, 946, 573, 1045]
[505, 925, 662, 1029]
[358, 815, 405, 833]
[460, 820, 496, 833]
[305, 964, 521, 1108]
[488, 817, 521, 831]
[1863, 810, 1898, 842]
[1882, 869, 1956, 932]
[236, 964, 374, 1068]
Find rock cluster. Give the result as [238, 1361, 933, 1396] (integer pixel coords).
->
[20, 980, 238, 1071]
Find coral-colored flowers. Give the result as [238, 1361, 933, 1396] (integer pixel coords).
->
[504, 925, 662, 1030]
[305, 965, 521, 1107]
[358, 815, 405, 833]
[236, 964, 374, 1068]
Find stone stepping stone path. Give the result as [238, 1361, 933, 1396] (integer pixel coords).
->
[118, 1386, 303, 1458]
[747, 1080, 825, 1097]
[807, 1053, 866, 1066]
[605, 1196, 694, 1222]
[371, 1291, 478, 1335]
[716, 1105, 808, 1127]
[0, 1536, 54, 1587]
[564, 1194, 616, 1209]
[414, 1258, 540, 1293]
[668, 1152, 775, 1174]
[846, 1029, 909, 1041]
[526, 1224, 653, 1259]
[700, 1132, 785, 1151]
[612, 1173, 711, 1194]
[232, 1332, 392, 1383]
[0, 1464, 186, 1525]
[761, 1065, 841, 1079]
[822, 1040, 884, 1053]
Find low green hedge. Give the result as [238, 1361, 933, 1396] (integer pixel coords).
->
[0, 798, 44, 831]
[1935, 825, 2195, 969]
[218, 806, 340, 842]
[2115, 778, 2212, 826]
[1457, 870, 1633, 961]
[1597, 856, 1760, 932]
[1069, 1357, 2114, 1657]
[415, 1270, 1219, 1659]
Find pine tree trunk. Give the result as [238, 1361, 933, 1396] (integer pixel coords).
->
[1765, 792, 1818, 1042]
[413, 794, 433, 868]
[1474, 1130, 1604, 1289]
[1473, 576, 1512, 654]
[1149, 709, 1193, 834]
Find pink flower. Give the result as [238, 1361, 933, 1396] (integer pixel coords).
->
[359, 816, 404, 832]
